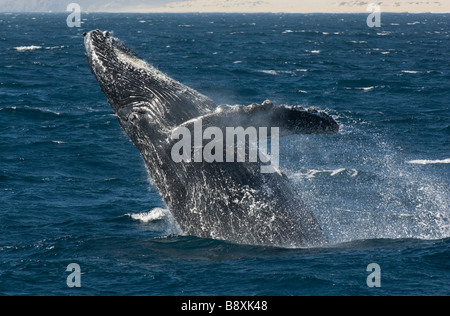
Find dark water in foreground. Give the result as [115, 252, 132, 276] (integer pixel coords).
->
[0, 13, 449, 295]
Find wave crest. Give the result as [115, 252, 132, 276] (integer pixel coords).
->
[126, 208, 183, 235]
[407, 158, 450, 165]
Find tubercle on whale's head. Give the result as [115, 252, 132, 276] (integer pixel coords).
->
[84, 30, 119, 79]
[85, 30, 127, 112]
[84, 30, 156, 118]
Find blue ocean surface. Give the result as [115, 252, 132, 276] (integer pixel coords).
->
[0, 13, 449, 296]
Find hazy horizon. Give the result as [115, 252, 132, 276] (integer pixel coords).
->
[0, 0, 449, 13]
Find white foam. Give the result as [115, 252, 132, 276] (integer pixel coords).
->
[407, 158, 450, 165]
[45, 45, 65, 50]
[14, 45, 42, 52]
[127, 208, 183, 235]
[330, 168, 346, 176]
[356, 86, 375, 92]
[260, 70, 278, 75]
[294, 168, 358, 179]
[127, 208, 169, 223]
[259, 70, 295, 76]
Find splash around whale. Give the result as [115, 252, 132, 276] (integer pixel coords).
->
[84, 29, 339, 248]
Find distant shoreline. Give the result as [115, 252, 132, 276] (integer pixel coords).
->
[2, 0, 449, 15]
[1, 11, 449, 14]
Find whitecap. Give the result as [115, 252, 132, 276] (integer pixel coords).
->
[260, 70, 278, 75]
[14, 45, 42, 52]
[127, 208, 182, 235]
[259, 70, 295, 76]
[356, 86, 375, 92]
[407, 158, 450, 165]
[128, 208, 168, 222]
[294, 168, 358, 179]
[330, 168, 346, 176]
[401, 70, 420, 74]
[45, 46, 65, 50]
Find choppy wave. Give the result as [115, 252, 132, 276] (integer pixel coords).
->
[127, 208, 182, 235]
[14, 45, 42, 51]
[407, 158, 450, 165]
[401, 70, 421, 74]
[13, 45, 66, 52]
[127, 208, 169, 223]
[293, 168, 358, 179]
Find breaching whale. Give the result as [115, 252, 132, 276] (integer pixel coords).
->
[84, 30, 339, 247]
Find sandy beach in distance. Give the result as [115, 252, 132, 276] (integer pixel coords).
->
[134, 0, 450, 13]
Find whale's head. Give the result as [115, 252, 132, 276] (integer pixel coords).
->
[84, 30, 215, 131]
[84, 30, 156, 115]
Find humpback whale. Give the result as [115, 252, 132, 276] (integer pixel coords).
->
[84, 30, 339, 247]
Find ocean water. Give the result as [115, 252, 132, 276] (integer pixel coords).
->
[0, 13, 449, 296]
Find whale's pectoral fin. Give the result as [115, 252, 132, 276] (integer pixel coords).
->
[174, 100, 339, 137]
